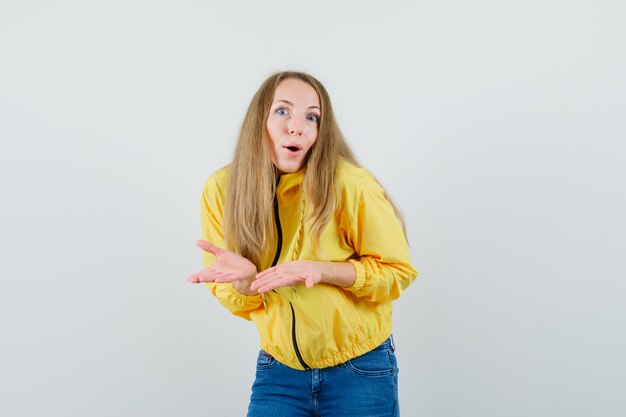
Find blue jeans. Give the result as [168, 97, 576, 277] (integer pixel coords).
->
[247, 337, 399, 417]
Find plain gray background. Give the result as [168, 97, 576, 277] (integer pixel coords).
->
[1, 0, 625, 416]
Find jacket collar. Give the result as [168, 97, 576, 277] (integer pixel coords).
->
[276, 169, 305, 200]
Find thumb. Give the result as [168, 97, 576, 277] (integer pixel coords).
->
[196, 239, 222, 256]
[303, 275, 315, 289]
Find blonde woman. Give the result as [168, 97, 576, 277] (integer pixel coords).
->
[188, 71, 417, 417]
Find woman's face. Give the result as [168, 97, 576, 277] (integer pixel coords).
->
[266, 78, 320, 174]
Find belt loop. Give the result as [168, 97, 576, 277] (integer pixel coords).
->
[390, 334, 396, 351]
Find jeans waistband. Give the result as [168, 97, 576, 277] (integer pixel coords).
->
[374, 335, 395, 352]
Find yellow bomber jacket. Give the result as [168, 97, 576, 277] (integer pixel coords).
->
[200, 159, 418, 370]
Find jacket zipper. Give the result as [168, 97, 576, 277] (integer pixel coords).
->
[272, 193, 311, 370]
[289, 302, 310, 370]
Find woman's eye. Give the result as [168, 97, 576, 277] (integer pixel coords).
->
[307, 114, 319, 123]
[276, 108, 289, 116]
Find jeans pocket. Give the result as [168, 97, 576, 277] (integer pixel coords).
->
[256, 350, 277, 370]
[346, 347, 396, 377]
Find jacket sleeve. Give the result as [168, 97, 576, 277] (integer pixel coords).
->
[200, 173, 263, 320]
[341, 179, 418, 304]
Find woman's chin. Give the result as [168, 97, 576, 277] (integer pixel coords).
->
[275, 161, 304, 174]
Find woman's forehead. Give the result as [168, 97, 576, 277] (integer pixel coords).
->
[273, 79, 320, 107]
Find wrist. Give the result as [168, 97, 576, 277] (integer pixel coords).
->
[319, 261, 356, 288]
[231, 267, 258, 296]
[232, 277, 258, 296]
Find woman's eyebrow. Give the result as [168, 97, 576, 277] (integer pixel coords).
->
[273, 99, 320, 110]
[273, 99, 293, 106]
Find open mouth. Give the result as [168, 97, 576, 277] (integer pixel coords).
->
[283, 144, 303, 153]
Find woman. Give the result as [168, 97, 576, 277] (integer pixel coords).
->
[188, 71, 417, 417]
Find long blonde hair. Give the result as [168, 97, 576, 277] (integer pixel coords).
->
[224, 71, 404, 268]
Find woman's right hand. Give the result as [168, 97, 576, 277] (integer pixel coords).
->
[188, 240, 258, 295]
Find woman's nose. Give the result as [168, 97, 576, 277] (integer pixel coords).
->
[288, 117, 304, 135]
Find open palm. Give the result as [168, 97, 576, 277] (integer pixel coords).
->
[188, 240, 257, 284]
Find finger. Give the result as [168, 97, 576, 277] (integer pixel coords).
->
[197, 274, 213, 283]
[196, 239, 222, 256]
[197, 270, 224, 283]
[257, 280, 287, 293]
[257, 276, 300, 293]
[255, 267, 275, 280]
[190, 272, 215, 283]
[252, 269, 277, 286]
[251, 273, 277, 291]
[256, 279, 281, 293]
[214, 272, 236, 283]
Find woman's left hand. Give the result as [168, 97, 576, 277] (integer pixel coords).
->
[251, 261, 323, 293]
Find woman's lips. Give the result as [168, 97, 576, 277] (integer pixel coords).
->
[283, 144, 302, 156]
